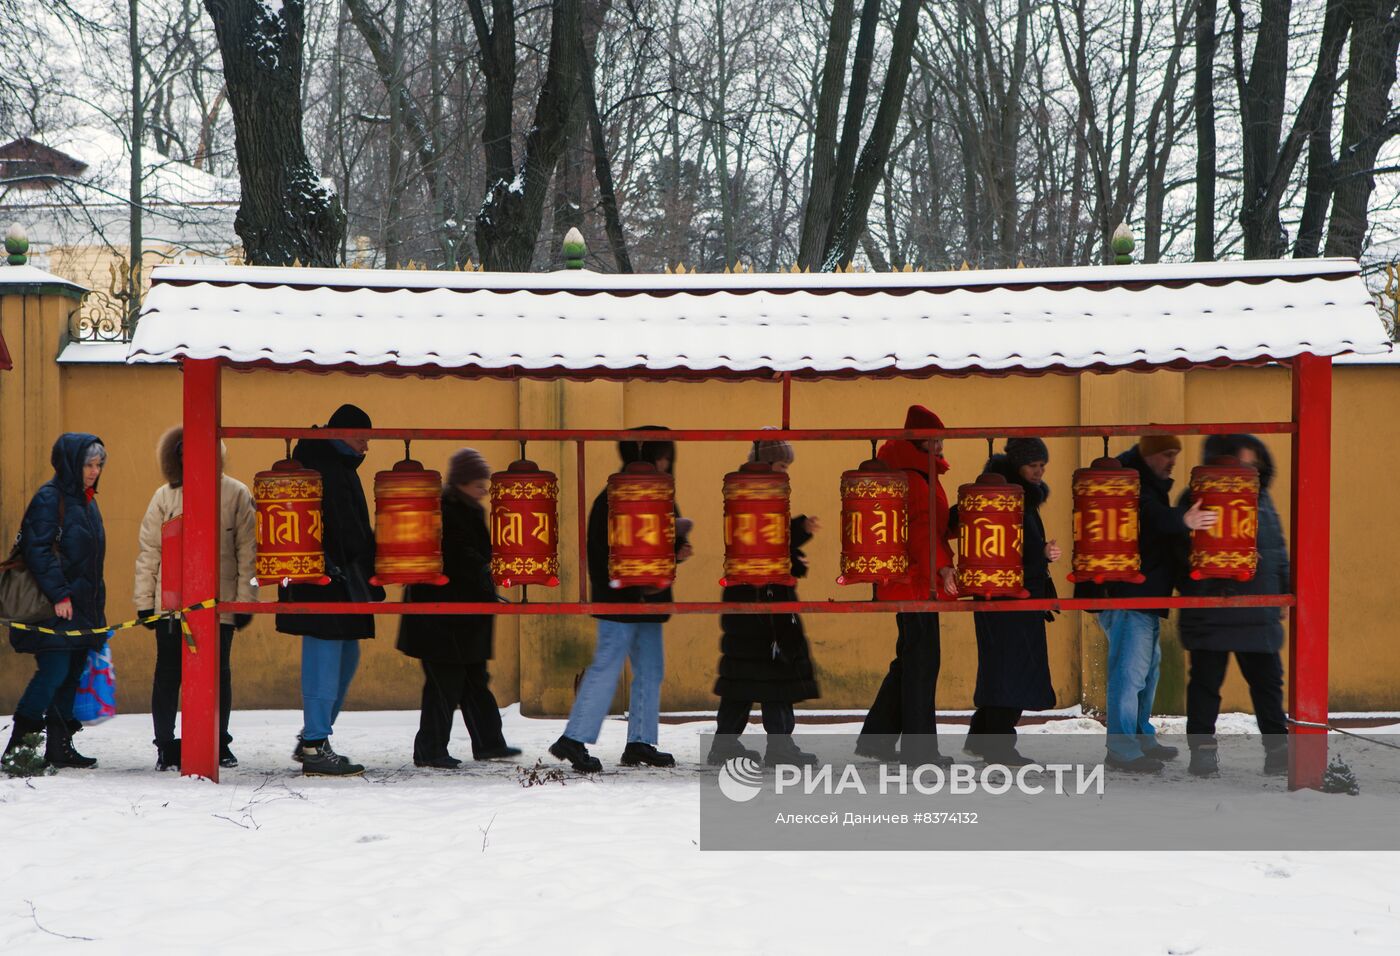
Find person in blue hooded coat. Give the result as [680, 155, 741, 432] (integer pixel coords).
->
[4, 433, 108, 769]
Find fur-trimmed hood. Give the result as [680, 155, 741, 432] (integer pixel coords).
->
[157, 426, 225, 488]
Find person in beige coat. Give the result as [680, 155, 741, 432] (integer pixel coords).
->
[133, 426, 257, 770]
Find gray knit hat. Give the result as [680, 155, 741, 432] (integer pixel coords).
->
[447, 448, 491, 485]
[1005, 437, 1049, 468]
[748, 426, 795, 465]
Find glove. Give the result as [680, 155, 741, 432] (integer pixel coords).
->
[138, 609, 158, 632]
[234, 614, 253, 631]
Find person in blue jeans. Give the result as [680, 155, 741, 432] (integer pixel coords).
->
[275, 404, 385, 777]
[1075, 436, 1217, 773]
[550, 428, 691, 773]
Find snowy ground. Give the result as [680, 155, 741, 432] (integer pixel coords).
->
[3, 709, 1399, 955]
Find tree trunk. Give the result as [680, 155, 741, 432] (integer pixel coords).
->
[204, 0, 345, 266]
[1324, 0, 1400, 258]
[577, 17, 633, 272]
[796, 0, 855, 268]
[128, 0, 143, 325]
[1193, 0, 1217, 261]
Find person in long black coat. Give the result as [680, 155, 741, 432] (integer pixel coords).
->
[964, 439, 1059, 765]
[4, 433, 108, 770]
[275, 404, 385, 776]
[1178, 434, 1290, 777]
[398, 449, 520, 768]
[707, 436, 821, 768]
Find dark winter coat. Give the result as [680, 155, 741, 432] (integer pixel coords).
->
[10, 433, 108, 653]
[397, 489, 496, 663]
[587, 488, 687, 624]
[714, 517, 820, 704]
[1178, 440, 1289, 653]
[275, 435, 385, 640]
[1072, 445, 1191, 617]
[971, 454, 1056, 711]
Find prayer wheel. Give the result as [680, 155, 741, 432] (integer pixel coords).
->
[489, 459, 560, 587]
[721, 461, 794, 587]
[607, 461, 677, 589]
[253, 458, 331, 586]
[1189, 458, 1260, 581]
[837, 458, 910, 586]
[956, 472, 1029, 599]
[369, 458, 449, 586]
[1067, 457, 1146, 584]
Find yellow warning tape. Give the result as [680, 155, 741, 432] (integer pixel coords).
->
[4, 600, 218, 653]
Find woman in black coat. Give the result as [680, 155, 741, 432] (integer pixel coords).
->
[4, 433, 108, 769]
[964, 439, 1059, 765]
[1178, 434, 1289, 777]
[398, 449, 519, 768]
[707, 436, 821, 768]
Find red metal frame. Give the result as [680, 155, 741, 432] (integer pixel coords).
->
[179, 351, 1333, 791]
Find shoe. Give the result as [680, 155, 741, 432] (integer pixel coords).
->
[981, 749, 1035, 768]
[1143, 743, 1179, 761]
[1188, 746, 1220, 777]
[292, 735, 305, 764]
[220, 748, 238, 769]
[901, 749, 954, 769]
[301, 740, 365, 777]
[156, 739, 181, 772]
[620, 742, 676, 768]
[475, 746, 522, 761]
[1263, 746, 1289, 776]
[1106, 753, 1164, 774]
[45, 731, 97, 769]
[549, 735, 602, 773]
[853, 735, 899, 762]
[707, 736, 762, 767]
[764, 737, 819, 768]
[414, 754, 463, 769]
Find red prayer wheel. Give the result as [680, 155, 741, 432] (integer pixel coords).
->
[489, 459, 560, 587]
[956, 472, 1029, 599]
[1067, 457, 1146, 584]
[1189, 458, 1260, 581]
[837, 458, 910, 586]
[369, 458, 449, 586]
[253, 458, 331, 586]
[721, 461, 794, 587]
[606, 461, 677, 589]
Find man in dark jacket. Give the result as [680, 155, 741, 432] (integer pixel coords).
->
[4, 433, 107, 770]
[1076, 435, 1217, 772]
[276, 404, 384, 776]
[397, 448, 520, 767]
[550, 427, 690, 772]
[1178, 434, 1290, 777]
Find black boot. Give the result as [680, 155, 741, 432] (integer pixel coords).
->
[301, 739, 365, 777]
[4, 714, 48, 769]
[549, 735, 602, 773]
[706, 735, 761, 767]
[45, 715, 96, 769]
[155, 739, 181, 772]
[764, 735, 819, 768]
[1188, 743, 1220, 777]
[620, 742, 676, 768]
[475, 746, 522, 760]
[1263, 744, 1289, 777]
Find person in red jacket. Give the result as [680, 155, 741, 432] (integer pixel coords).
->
[855, 404, 958, 766]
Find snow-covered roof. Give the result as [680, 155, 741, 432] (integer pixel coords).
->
[126, 259, 1391, 380]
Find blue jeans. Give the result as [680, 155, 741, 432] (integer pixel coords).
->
[301, 637, 361, 742]
[15, 649, 88, 722]
[1100, 609, 1162, 760]
[563, 619, 664, 746]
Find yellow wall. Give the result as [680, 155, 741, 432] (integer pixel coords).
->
[3, 285, 1398, 718]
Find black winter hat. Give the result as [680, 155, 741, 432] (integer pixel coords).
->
[327, 404, 373, 429]
[1005, 436, 1049, 468]
[619, 425, 676, 468]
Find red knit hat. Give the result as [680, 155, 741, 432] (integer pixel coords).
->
[904, 404, 945, 430]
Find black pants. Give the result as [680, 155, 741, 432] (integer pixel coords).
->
[858, 612, 942, 754]
[715, 697, 796, 736]
[966, 706, 1023, 755]
[414, 659, 506, 760]
[1186, 649, 1288, 739]
[152, 621, 234, 748]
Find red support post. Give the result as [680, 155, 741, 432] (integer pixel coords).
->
[1289, 352, 1332, 790]
[181, 359, 222, 781]
[781, 372, 792, 429]
[576, 440, 588, 604]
